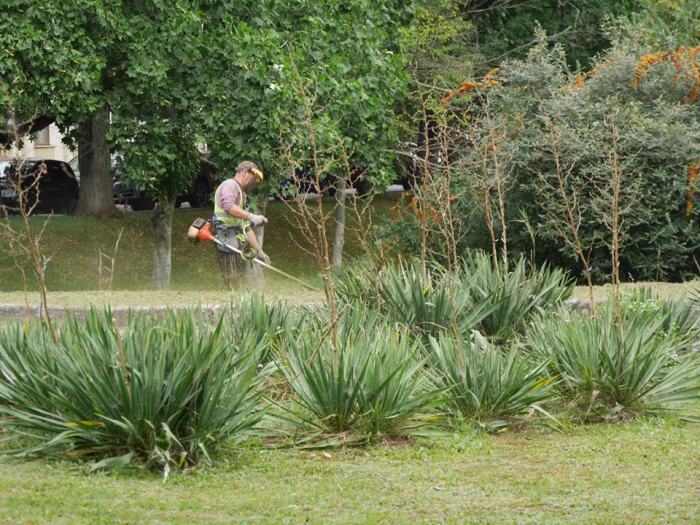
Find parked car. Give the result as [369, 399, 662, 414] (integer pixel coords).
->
[0, 159, 79, 215]
[68, 156, 80, 182]
[275, 164, 373, 200]
[112, 155, 216, 210]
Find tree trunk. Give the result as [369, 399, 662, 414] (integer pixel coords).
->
[332, 179, 347, 268]
[76, 103, 115, 215]
[246, 199, 267, 285]
[151, 196, 176, 290]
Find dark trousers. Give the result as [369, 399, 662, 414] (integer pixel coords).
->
[216, 249, 252, 290]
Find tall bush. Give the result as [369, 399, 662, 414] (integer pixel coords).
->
[334, 260, 496, 339]
[335, 255, 572, 342]
[434, 32, 700, 282]
[462, 251, 574, 341]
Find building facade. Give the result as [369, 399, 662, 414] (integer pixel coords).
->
[0, 124, 74, 164]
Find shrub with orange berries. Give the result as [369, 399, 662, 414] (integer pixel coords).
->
[432, 34, 700, 282]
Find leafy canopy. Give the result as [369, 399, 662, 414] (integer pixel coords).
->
[1, 0, 412, 200]
[207, 0, 412, 194]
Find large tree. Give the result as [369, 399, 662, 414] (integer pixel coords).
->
[2, 0, 411, 288]
[1, 1, 120, 215]
[106, 2, 232, 289]
[3, 2, 238, 287]
[206, 0, 411, 268]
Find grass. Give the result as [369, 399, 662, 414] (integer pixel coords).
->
[0, 289, 323, 308]
[0, 195, 696, 304]
[569, 282, 698, 301]
[0, 283, 695, 309]
[1, 420, 699, 524]
[0, 197, 395, 294]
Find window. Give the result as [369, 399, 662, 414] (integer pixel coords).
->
[34, 126, 50, 145]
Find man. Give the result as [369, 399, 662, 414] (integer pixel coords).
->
[213, 160, 271, 288]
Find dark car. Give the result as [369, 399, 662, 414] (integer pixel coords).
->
[276, 165, 373, 200]
[113, 155, 216, 210]
[0, 159, 79, 215]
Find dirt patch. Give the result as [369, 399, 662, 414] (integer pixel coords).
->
[0, 283, 691, 310]
[0, 303, 230, 327]
[0, 283, 693, 325]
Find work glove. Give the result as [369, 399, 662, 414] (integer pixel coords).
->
[256, 250, 271, 265]
[247, 213, 268, 226]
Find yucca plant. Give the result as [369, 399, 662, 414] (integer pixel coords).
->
[335, 261, 497, 339]
[333, 262, 384, 309]
[0, 309, 268, 470]
[462, 251, 574, 342]
[428, 333, 554, 430]
[524, 301, 700, 420]
[231, 292, 294, 362]
[623, 288, 700, 352]
[277, 308, 444, 439]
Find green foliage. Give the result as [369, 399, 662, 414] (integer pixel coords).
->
[471, 0, 643, 70]
[334, 261, 496, 339]
[462, 251, 574, 341]
[0, 0, 108, 131]
[398, 0, 474, 85]
[1, 1, 215, 201]
[207, 0, 411, 192]
[621, 287, 700, 349]
[2, 0, 411, 201]
[524, 300, 700, 420]
[443, 32, 700, 282]
[634, 0, 700, 46]
[335, 255, 572, 342]
[0, 310, 268, 470]
[105, 3, 222, 201]
[278, 308, 442, 438]
[428, 333, 553, 430]
[230, 293, 294, 362]
[394, 0, 642, 96]
[375, 193, 460, 260]
[0, 288, 698, 465]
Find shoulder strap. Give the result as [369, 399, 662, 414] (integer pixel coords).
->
[232, 180, 247, 208]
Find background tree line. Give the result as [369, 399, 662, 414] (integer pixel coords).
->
[2, 0, 699, 287]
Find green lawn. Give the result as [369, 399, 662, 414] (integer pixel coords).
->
[0, 198, 395, 294]
[1, 196, 698, 304]
[1, 420, 699, 524]
[570, 282, 699, 301]
[0, 282, 696, 309]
